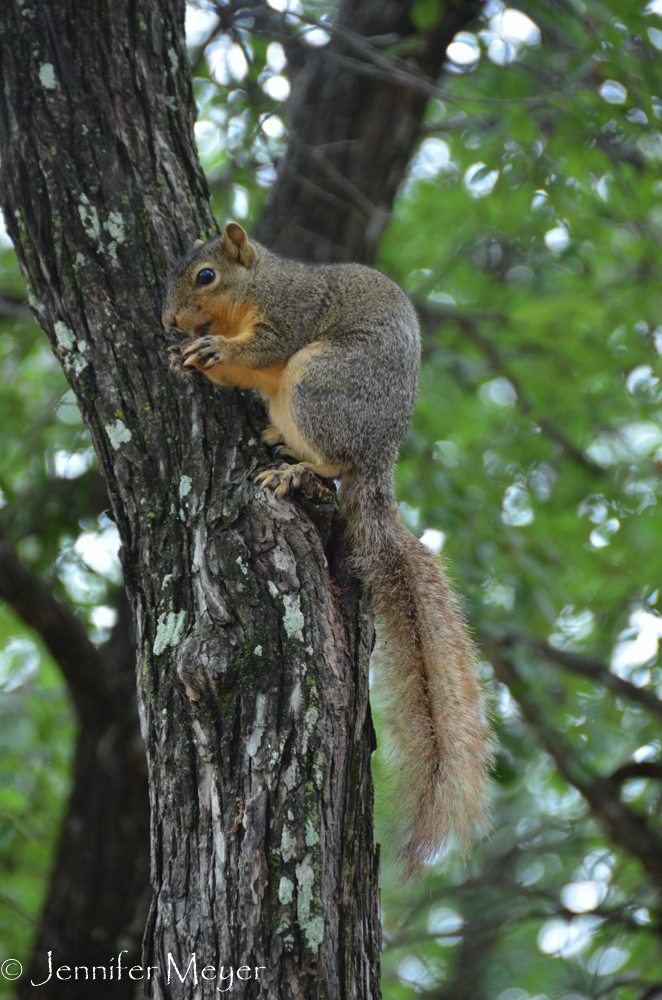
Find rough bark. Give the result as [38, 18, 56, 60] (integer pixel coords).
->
[0, 1, 379, 997]
[256, 0, 482, 263]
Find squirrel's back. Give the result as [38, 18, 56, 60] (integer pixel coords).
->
[251, 253, 421, 393]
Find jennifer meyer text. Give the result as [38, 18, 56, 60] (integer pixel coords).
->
[22, 951, 265, 991]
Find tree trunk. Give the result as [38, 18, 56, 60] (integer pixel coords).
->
[0, 2, 379, 996]
[256, 0, 481, 263]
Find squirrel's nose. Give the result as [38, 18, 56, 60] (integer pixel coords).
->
[162, 311, 179, 329]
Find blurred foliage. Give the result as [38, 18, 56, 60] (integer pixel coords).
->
[0, 228, 123, 992]
[3, 0, 662, 997]
[0, 603, 74, 991]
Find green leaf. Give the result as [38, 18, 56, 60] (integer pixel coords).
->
[410, 0, 443, 31]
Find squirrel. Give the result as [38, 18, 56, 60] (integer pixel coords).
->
[162, 222, 493, 877]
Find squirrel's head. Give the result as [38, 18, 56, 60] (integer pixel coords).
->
[161, 223, 258, 334]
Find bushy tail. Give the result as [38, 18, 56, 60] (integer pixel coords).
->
[342, 472, 494, 878]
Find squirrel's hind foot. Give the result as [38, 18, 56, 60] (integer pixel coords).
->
[257, 463, 310, 498]
[257, 461, 342, 501]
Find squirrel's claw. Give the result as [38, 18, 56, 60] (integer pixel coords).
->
[169, 351, 190, 373]
[257, 464, 294, 497]
[169, 333, 222, 373]
[180, 334, 224, 370]
[257, 463, 338, 508]
[181, 334, 218, 356]
[257, 463, 317, 498]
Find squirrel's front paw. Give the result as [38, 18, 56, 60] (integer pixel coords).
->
[181, 335, 224, 371]
[169, 349, 189, 373]
[169, 337, 199, 374]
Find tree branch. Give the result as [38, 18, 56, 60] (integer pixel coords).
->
[317, 47, 583, 107]
[512, 633, 662, 720]
[421, 913, 506, 1000]
[16, 590, 152, 997]
[638, 984, 662, 1000]
[486, 641, 662, 888]
[418, 303, 603, 474]
[0, 538, 108, 721]
[0, 293, 31, 320]
[609, 762, 662, 785]
[0, 471, 110, 543]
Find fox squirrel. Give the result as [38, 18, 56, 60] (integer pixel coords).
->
[162, 222, 493, 876]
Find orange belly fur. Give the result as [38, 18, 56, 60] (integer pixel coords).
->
[207, 297, 261, 343]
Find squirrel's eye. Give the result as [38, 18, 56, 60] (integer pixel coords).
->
[196, 268, 216, 286]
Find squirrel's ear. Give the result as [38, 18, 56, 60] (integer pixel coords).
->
[193, 239, 204, 249]
[221, 222, 256, 267]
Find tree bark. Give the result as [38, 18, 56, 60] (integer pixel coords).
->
[0, 2, 379, 997]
